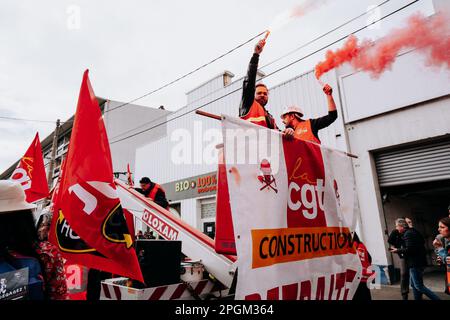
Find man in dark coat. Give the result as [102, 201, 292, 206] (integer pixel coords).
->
[388, 223, 409, 300]
[390, 218, 440, 300]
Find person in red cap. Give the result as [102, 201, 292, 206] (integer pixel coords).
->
[281, 84, 337, 144]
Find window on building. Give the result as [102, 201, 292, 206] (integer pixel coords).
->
[200, 200, 216, 219]
[199, 197, 216, 239]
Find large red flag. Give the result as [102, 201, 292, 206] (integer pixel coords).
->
[10, 133, 49, 203]
[49, 70, 143, 282]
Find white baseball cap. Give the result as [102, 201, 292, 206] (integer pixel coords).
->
[280, 105, 304, 119]
[0, 180, 37, 213]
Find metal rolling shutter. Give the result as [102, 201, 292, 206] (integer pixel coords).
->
[375, 140, 450, 187]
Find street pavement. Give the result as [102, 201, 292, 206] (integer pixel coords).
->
[371, 285, 449, 300]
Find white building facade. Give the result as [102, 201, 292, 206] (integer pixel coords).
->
[134, 0, 450, 284]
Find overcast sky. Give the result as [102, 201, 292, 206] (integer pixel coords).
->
[0, 0, 435, 172]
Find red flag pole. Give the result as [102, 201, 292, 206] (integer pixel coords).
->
[47, 119, 61, 190]
[195, 110, 358, 159]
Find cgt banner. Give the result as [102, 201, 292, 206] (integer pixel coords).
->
[221, 116, 362, 300]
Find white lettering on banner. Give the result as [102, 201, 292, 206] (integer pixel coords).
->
[142, 209, 179, 240]
[68, 182, 119, 216]
[68, 184, 97, 215]
[288, 179, 325, 219]
[87, 181, 118, 199]
[61, 220, 81, 240]
[11, 168, 32, 191]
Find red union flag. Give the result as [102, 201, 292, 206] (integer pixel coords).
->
[10, 133, 49, 203]
[220, 116, 362, 300]
[49, 70, 143, 282]
[284, 140, 327, 228]
[214, 150, 236, 255]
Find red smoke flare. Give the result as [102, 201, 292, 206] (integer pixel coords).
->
[290, 0, 331, 19]
[315, 13, 450, 79]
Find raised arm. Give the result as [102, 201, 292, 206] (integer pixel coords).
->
[240, 39, 266, 117]
[310, 84, 338, 134]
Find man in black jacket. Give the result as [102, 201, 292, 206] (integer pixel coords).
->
[388, 221, 409, 300]
[239, 38, 278, 129]
[390, 218, 440, 300]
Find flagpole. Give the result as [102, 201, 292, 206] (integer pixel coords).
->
[195, 110, 359, 159]
[47, 119, 60, 190]
[195, 110, 222, 120]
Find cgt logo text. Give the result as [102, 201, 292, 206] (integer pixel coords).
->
[288, 179, 324, 220]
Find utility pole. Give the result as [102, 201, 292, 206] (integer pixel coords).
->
[47, 119, 60, 190]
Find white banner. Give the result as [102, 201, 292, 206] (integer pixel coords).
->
[222, 116, 362, 300]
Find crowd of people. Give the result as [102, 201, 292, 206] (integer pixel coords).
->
[0, 180, 68, 300]
[135, 230, 157, 240]
[387, 208, 450, 300]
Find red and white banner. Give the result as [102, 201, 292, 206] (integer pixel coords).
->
[101, 279, 224, 300]
[221, 116, 361, 300]
[49, 70, 143, 283]
[10, 133, 49, 203]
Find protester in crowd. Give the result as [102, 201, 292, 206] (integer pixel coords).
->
[239, 38, 278, 129]
[136, 230, 144, 240]
[144, 231, 156, 239]
[0, 180, 67, 300]
[137, 177, 169, 210]
[280, 89, 338, 144]
[240, 37, 337, 142]
[405, 217, 414, 228]
[388, 222, 409, 300]
[433, 217, 450, 295]
[434, 206, 450, 251]
[352, 233, 374, 301]
[390, 218, 440, 300]
[35, 208, 68, 300]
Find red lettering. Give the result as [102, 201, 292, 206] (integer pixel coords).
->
[267, 287, 279, 300]
[282, 283, 298, 300]
[244, 268, 358, 301]
[315, 276, 326, 300]
[245, 293, 262, 300]
[299, 280, 311, 300]
[334, 272, 346, 300]
[343, 269, 357, 300]
[328, 274, 335, 300]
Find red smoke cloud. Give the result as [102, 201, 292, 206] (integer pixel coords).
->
[290, 0, 331, 18]
[315, 13, 450, 79]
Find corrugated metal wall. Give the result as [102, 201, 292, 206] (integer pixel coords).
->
[135, 69, 347, 185]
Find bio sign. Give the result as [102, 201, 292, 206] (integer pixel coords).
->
[164, 172, 218, 201]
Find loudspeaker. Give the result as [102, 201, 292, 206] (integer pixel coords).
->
[134, 239, 182, 288]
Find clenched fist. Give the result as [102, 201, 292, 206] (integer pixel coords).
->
[323, 84, 333, 96]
